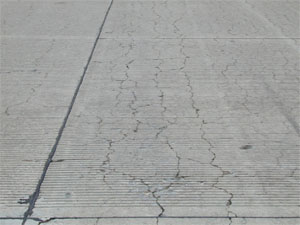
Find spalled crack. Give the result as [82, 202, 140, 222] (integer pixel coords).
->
[200, 120, 237, 224]
[179, 39, 200, 118]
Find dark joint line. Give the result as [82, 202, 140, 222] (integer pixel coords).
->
[21, 1, 114, 224]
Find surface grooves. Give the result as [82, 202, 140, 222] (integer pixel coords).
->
[20, 1, 114, 224]
[1, 0, 299, 223]
[3, 216, 300, 220]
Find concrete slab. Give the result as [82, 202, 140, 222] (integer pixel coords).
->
[0, 38, 94, 217]
[32, 37, 299, 218]
[1, 0, 110, 37]
[0, 0, 111, 218]
[102, 0, 299, 38]
[1, 0, 299, 224]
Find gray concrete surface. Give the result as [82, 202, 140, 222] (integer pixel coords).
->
[0, 0, 299, 225]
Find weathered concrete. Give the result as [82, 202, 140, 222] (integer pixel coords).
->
[1, 0, 299, 225]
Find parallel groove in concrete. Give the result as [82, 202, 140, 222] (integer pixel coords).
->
[1, 0, 299, 224]
[31, 36, 299, 220]
[20, 1, 114, 224]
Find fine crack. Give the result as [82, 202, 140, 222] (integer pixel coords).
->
[101, 139, 114, 189]
[102, 139, 114, 167]
[101, 168, 166, 224]
[100, 132, 128, 189]
[155, 124, 168, 139]
[139, 179, 165, 225]
[153, 58, 167, 116]
[221, 58, 237, 79]
[115, 57, 134, 107]
[200, 120, 237, 224]
[128, 90, 138, 117]
[133, 119, 142, 133]
[151, 1, 165, 38]
[4, 83, 41, 116]
[166, 140, 184, 179]
[33, 39, 55, 67]
[179, 39, 200, 117]
[233, 76, 252, 114]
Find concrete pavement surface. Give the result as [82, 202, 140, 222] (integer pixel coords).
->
[0, 0, 299, 224]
